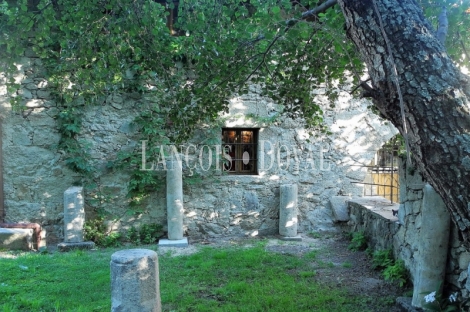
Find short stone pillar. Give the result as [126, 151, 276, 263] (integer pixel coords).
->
[64, 186, 85, 242]
[159, 160, 188, 247]
[279, 184, 300, 240]
[111, 249, 161, 312]
[412, 184, 450, 308]
[58, 186, 95, 251]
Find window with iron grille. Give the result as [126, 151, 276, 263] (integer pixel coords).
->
[359, 136, 401, 203]
[221, 128, 258, 175]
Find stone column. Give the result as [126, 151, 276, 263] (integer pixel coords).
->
[412, 184, 450, 308]
[166, 160, 184, 240]
[64, 186, 85, 242]
[279, 184, 300, 240]
[111, 249, 161, 312]
[58, 186, 95, 251]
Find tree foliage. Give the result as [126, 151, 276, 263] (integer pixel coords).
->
[1, 0, 468, 136]
[0, 1, 356, 137]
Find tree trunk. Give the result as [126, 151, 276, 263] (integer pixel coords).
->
[337, 0, 470, 245]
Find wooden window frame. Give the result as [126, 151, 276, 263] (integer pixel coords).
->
[222, 128, 258, 175]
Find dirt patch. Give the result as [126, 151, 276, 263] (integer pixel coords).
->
[160, 232, 409, 311]
[309, 234, 407, 311]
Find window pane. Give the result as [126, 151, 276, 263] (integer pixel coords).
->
[223, 130, 237, 143]
[241, 131, 253, 143]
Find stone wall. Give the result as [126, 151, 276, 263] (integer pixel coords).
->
[348, 196, 399, 251]
[0, 56, 398, 244]
[394, 160, 426, 288]
[347, 160, 470, 308]
[0, 57, 78, 243]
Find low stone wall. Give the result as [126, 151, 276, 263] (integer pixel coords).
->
[348, 196, 399, 251]
[347, 161, 470, 308]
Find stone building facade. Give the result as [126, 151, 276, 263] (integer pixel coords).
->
[0, 56, 398, 244]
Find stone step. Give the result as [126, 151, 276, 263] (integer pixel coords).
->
[0, 228, 34, 251]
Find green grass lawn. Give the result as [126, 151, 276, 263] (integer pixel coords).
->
[0, 242, 382, 312]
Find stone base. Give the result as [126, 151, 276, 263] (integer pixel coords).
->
[280, 235, 302, 241]
[396, 297, 420, 312]
[0, 228, 33, 251]
[58, 241, 95, 252]
[158, 237, 188, 248]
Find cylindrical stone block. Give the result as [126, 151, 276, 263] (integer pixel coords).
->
[166, 160, 184, 240]
[64, 186, 84, 243]
[412, 184, 450, 308]
[279, 184, 298, 237]
[111, 249, 161, 312]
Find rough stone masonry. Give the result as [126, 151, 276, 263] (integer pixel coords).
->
[0, 57, 397, 244]
[111, 249, 161, 312]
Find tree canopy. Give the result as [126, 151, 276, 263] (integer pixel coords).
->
[0, 0, 468, 137]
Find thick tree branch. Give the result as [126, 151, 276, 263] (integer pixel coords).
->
[286, 0, 338, 26]
[301, 0, 338, 20]
[458, 31, 470, 68]
[436, 7, 448, 45]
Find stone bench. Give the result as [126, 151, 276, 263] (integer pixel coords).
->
[0, 228, 34, 251]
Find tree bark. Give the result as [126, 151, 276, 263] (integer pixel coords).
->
[337, 0, 470, 245]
